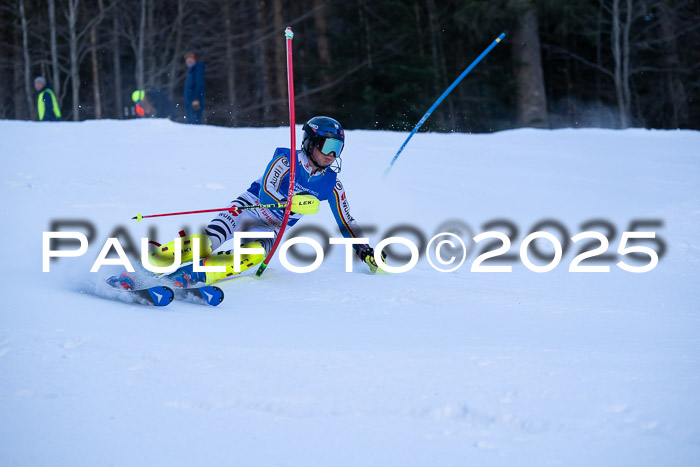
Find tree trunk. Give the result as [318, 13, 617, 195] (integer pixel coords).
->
[658, 0, 688, 128]
[358, 1, 374, 121]
[144, 0, 156, 89]
[437, 22, 455, 130]
[255, 0, 272, 125]
[168, 0, 184, 109]
[136, 0, 146, 89]
[12, 22, 28, 119]
[0, 21, 10, 118]
[612, 0, 630, 128]
[272, 0, 286, 115]
[90, 28, 102, 119]
[622, 0, 632, 125]
[359, 0, 373, 70]
[595, 1, 603, 102]
[223, 0, 238, 125]
[426, 0, 443, 127]
[48, 0, 61, 100]
[112, 2, 123, 118]
[90, 0, 105, 120]
[425, 0, 455, 129]
[510, 0, 549, 128]
[19, 0, 35, 120]
[146, 0, 154, 87]
[68, 0, 81, 120]
[312, 0, 334, 114]
[413, 1, 425, 57]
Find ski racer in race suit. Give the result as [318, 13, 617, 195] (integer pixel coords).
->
[168, 116, 384, 287]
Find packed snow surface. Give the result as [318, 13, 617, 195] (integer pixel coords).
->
[1, 119, 699, 466]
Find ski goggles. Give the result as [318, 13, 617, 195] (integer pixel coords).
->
[317, 137, 343, 157]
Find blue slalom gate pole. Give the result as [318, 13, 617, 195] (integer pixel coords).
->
[384, 32, 506, 176]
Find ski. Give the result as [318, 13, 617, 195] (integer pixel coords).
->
[105, 271, 222, 307]
[132, 286, 175, 306]
[174, 285, 224, 306]
[110, 285, 175, 307]
[105, 273, 175, 307]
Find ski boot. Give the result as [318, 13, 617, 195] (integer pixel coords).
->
[106, 271, 137, 290]
[169, 241, 266, 287]
[169, 263, 206, 288]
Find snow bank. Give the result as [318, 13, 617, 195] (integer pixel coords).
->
[1, 119, 699, 466]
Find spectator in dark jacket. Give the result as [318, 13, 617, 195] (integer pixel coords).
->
[34, 76, 61, 121]
[183, 51, 205, 124]
[132, 88, 177, 120]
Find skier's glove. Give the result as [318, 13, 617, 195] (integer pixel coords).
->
[358, 247, 386, 274]
[192, 100, 201, 111]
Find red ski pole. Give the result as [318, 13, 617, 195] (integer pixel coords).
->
[256, 27, 296, 278]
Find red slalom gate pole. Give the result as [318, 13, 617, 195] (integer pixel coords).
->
[256, 27, 296, 278]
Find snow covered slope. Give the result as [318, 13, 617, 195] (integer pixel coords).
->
[1, 119, 699, 466]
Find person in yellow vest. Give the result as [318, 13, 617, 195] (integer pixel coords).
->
[34, 76, 61, 121]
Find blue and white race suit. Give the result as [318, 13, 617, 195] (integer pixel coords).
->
[205, 148, 369, 255]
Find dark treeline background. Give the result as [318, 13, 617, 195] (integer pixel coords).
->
[1, 0, 698, 132]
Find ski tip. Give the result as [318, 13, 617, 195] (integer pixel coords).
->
[147, 286, 174, 306]
[208, 286, 224, 306]
[174, 286, 224, 306]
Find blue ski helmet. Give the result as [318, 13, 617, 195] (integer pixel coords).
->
[302, 116, 344, 172]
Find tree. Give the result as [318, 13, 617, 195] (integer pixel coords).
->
[63, 0, 106, 120]
[254, 0, 272, 125]
[112, 0, 123, 118]
[510, 0, 549, 128]
[90, 0, 105, 119]
[611, 0, 633, 127]
[222, 0, 238, 125]
[0, 0, 697, 129]
[48, 0, 61, 101]
[656, 0, 689, 127]
[19, 0, 34, 120]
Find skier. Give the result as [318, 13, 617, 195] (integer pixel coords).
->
[109, 116, 383, 291]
